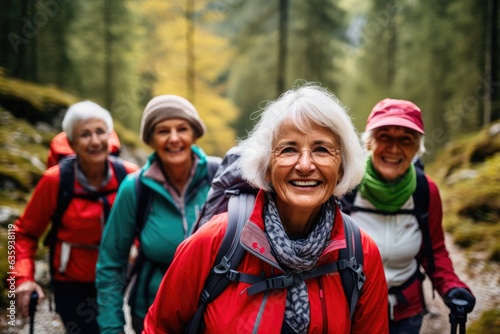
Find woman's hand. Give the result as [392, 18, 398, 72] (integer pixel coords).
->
[16, 281, 45, 318]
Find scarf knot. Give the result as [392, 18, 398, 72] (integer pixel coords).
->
[359, 155, 417, 212]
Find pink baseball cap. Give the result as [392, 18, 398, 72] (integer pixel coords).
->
[365, 98, 425, 134]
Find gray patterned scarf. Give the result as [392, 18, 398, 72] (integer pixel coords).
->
[264, 193, 335, 334]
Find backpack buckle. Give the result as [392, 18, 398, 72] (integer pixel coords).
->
[200, 289, 210, 303]
[354, 264, 366, 290]
[226, 269, 240, 282]
[214, 256, 230, 274]
[341, 257, 366, 290]
[268, 275, 294, 289]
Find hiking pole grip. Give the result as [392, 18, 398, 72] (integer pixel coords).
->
[449, 298, 467, 334]
[29, 291, 38, 334]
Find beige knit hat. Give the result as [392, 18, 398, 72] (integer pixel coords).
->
[139, 95, 206, 143]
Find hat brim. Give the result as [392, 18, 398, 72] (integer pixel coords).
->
[365, 117, 424, 134]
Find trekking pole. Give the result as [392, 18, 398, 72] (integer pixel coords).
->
[29, 291, 38, 334]
[449, 298, 467, 334]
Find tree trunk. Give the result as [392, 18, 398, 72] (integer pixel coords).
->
[277, 0, 288, 96]
[187, 0, 195, 102]
[104, 0, 113, 111]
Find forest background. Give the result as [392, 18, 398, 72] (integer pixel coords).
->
[0, 0, 499, 332]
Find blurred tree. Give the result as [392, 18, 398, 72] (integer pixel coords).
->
[338, 0, 497, 160]
[135, 0, 239, 156]
[66, 0, 144, 129]
[223, 0, 347, 138]
[1, 0, 38, 81]
[36, 1, 80, 92]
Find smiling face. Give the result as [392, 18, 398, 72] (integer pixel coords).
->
[367, 126, 420, 181]
[148, 118, 196, 168]
[268, 122, 343, 223]
[70, 118, 109, 167]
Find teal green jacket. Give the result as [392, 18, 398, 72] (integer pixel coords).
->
[96, 146, 216, 333]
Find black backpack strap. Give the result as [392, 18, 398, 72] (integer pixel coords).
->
[45, 156, 77, 284]
[108, 155, 128, 183]
[186, 192, 255, 334]
[124, 171, 154, 296]
[339, 188, 358, 215]
[133, 171, 153, 238]
[339, 212, 365, 319]
[206, 156, 222, 181]
[413, 166, 434, 274]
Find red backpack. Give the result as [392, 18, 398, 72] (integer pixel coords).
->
[46, 130, 122, 168]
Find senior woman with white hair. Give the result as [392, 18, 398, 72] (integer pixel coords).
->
[143, 83, 388, 333]
[13, 101, 138, 333]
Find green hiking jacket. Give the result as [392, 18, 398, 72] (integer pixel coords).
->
[96, 146, 214, 333]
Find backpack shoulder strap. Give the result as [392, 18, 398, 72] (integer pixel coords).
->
[44, 156, 77, 285]
[187, 192, 255, 334]
[133, 171, 153, 238]
[123, 171, 154, 291]
[412, 166, 434, 273]
[46, 156, 77, 245]
[339, 212, 365, 319]
[339, 188, 358, 215]
[206, 156, 222, 181]
[109, 155, 127, 184]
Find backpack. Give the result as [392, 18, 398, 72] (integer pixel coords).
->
[43, 154, 128, 282]
[186, 147, 366, 333]
[124, 155, 222, 307]
[46, 130, 122, 168]
[339, 162, 435, 274]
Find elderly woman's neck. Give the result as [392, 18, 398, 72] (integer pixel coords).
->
[279, 206, 322, 238]
[78, 159, 108, 187]
[160, 159, 194, 194]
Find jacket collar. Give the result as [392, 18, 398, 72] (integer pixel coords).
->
[240, 190, 348, 269]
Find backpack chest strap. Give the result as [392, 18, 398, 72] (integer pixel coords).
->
[221, 258, 366, 296]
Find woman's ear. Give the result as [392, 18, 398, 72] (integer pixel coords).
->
[337, 166, 344, 184]
[265, 168, 271, 184]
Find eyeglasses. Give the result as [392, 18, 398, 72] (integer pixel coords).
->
[76, 128, 109, 141]
[272, 145, 342, 166]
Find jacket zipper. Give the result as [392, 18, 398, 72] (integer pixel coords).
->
[317, 277, 328, 334]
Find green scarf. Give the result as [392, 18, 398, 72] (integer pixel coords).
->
[359, 156, 417, 212]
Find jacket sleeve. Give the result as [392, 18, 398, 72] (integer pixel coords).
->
[95, 173, 138, 334]
[350, 228, 389, 333]
[143, 213, 227, 334]
[422, 176, 472, 298]
[14, 170, 59, 286]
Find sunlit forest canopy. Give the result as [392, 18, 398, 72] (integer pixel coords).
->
[1, 0, 498, 159]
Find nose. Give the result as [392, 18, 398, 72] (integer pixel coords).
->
[295, 150, 316, 172]
[90, 132, 102, 145]
[387, 140, 401, 152]
[169, 129, 180, 141]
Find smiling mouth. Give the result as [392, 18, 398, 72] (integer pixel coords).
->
[382, 157, 402, 164]
[167, 147, 184, 153]
[290, 180, 320, 187]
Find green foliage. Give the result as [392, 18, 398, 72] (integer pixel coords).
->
[468, 307, 500, 334]
[0, 110, 48, 192]
[0, 68, 76, 125]
[430, 121, 500, 263]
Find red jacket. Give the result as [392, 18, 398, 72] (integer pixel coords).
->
[144, 191, 388, 334]
[14, 158, 137, 286]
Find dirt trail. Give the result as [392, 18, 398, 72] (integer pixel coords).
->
[420, 234, 500, 334]
[4, 233, 499, 334]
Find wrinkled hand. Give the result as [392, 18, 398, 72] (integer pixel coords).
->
[16, 281, 45, 318]
[444, 287, 475, 313]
